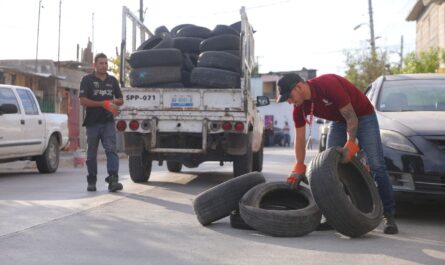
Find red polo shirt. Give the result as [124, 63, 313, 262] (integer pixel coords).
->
[293, 74, 374, 128]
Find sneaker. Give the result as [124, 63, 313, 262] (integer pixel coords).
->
[383, 213, 399, 234]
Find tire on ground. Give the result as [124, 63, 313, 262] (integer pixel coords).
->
[128, 48, 182, 68]
[197, 51, 241, 73]
[190, 67, 240, 88]
[239, 182, 321, 237]
[200, 34, 240, 52]
[307, 147, 383, 238]
[230, 209, 254, 230]
[252, 144, 263, 172]
[167, 161, 182, 172]
[192, 172, 266, 226]
[36, 135, 60, 173]
[130, 66, 182, 87]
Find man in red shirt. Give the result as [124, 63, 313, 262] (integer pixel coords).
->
[277, 73, 398, 234]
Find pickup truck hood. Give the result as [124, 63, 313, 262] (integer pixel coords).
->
[377, 111, 445, 136]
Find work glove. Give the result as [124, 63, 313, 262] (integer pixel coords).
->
[102, 100, 119, 116]
[287, 163, 308, 189]
[338, 140, 360, 163]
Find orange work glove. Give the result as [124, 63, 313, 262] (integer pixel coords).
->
[340, 140, 360, 163]
[287, 163, 308, 189]
[102, 100, 119, 116]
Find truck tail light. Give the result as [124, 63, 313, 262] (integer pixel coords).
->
[129, 120, 139, 131]
[222, 121, 232, 131]
[116, 120, 127, 131]
[234, 122, 244, 132]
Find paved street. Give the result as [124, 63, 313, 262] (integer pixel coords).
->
[0, 147, 444, 265]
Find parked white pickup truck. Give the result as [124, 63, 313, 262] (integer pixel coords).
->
[0, 85, 69, 173]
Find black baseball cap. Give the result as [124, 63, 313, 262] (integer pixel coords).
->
[277, 73, 304, 103]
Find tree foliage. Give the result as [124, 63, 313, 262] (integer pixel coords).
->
[109, 50, 131, 85]
[344, 49, 389, 91]
[393, 48, 445, 74]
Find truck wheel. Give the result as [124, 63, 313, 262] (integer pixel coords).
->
[252, 145, 263, 172]
[129, 152, 152, 183]
[167, 161, 182, 173]
[36, 135, 59, 173]
[233, 145, 253, 177]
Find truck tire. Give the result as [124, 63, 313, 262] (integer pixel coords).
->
[36, 135, 59, 173]
[200, 34, 240, 52]
[128, 49, 182, 68]
[308, 148, 383, 237]
[129, 152, 152, 183]
[191, 67, 240, 88]
[193, 172, 266, 226]
[137, 34, 173, 50]
[167, 161, 182, 173]
[176, 25, 212, 39]
[154, 25, 169, 36]
[239, 183, 321, 237]
[171, 24, 195, 37]
[197, 51, 241, 73]
[130, 66, 182, 87]
[233, 142, 253, 177]
[252, 144, 263, 172]
[230, 209, 254, 230]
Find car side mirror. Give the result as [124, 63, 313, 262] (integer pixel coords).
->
[0, 103, 18, 115]
[316, 118, 325, 124]
[256, 96, 270, 107]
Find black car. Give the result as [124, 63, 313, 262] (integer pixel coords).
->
[365, 74, 445, 201]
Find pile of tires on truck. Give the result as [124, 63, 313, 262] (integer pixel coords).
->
[192, 148, 384, 238]
[128, 22, 243, 89]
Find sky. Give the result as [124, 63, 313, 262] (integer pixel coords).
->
[0, 0, 417, 75]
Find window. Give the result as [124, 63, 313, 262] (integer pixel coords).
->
[17, 89, 39, 115]
[0, 87, 20, 113]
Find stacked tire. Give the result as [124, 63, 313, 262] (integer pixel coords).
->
[128, 22, 242, 89]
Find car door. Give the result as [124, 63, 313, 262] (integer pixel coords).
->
[0, 86, 26, 158]
[15, 88, 45, 155]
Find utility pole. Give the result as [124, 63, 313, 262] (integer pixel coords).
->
[139, 0, 144, 22]
[368, 0, 376, 56]
[399, 35, 404, 68]
[57, 0, 62, 68]
[35, 0, 43, 72]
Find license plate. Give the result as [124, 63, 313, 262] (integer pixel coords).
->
[170, 94, 193, 107]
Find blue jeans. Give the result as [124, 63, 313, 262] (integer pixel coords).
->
[86, 122, 119, 177]
[326, 113, 395, 215]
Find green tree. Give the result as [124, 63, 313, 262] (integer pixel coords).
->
[393, 48, 445, 74]
[109, 50, 131, 85]
[344, 49, 389, 91]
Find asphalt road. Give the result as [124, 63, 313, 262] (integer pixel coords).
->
[0, 147, 444, 265]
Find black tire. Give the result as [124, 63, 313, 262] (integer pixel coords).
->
[176, 25, 212, 39]
[197, 51, 241, 73]
[182, 53, 196, 72]
[233, 141, 253, 177]
[239, 183, 322, 237]
[128, 48, 182, 68]
[307, 148, 383, 237]
[143, 82, 184, 88]
[173, 37, 203, 54]
[167, 161, 182, 173]
[171, 24, 195, 37]
[221, 50, 240, 57]
[200, 34, 240, 52]
[252, 144, 263, 172]
[191, 67, 240, 88]
[128, 152, 152, 183]
[212, 25, 239, 36]
[137, 34, 173, 50]
[192, 172, 266, 226]
[230, 210, 254, 230]
[36, 135, 59, 173]
[154, 25, 169, 36]
[130, 66, 182, 87]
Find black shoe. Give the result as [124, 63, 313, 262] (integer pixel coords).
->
[316, 222, 334, 231]
[87, 176, 97, 192]
[383, 213, 399, 234]
[107, 175, 123, 192]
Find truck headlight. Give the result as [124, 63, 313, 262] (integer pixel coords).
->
[380, 129, 418, 153]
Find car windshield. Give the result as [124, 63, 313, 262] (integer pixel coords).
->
[377, 79, 445, 112]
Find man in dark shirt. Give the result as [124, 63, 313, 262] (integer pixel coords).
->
[277, 73, 398, 234]
[79, 53, 124, 192]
